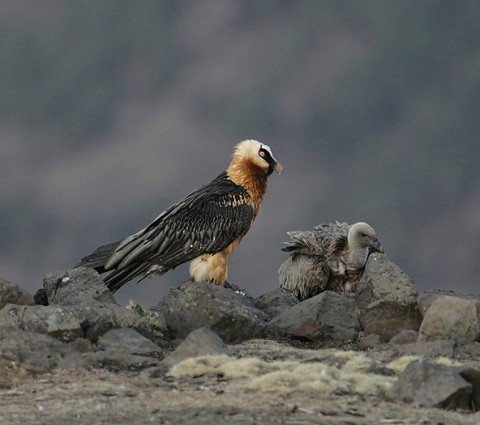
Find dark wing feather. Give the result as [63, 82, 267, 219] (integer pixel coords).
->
[76, 241, 120, 273]
[102, 172, 254, 292]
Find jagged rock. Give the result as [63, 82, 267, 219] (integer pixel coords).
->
[87, 328, 165, 371]
[160, 327, 231, 370]
[42, 267, 117, 307]
[418, 296, 480, 344]
[253, 288, 300, 319]
[391, 360, 473, 410]
[0, 278, 35, 309]
[163, 281, 271, 343]
[356, 253, 422, 340]
[270, 291, 360, 342]
[0, 304, 161, 343]
[0, 325, 90, 372]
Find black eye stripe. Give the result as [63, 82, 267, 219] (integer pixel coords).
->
[259, 147, 270, 159]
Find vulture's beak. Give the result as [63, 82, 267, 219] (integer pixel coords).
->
[372, 237, 385, 253]
[273, 161, 283, 175]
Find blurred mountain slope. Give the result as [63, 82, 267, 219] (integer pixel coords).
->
[1, 1, 479, 304]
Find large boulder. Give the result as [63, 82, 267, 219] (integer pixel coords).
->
[270, 291, 360, 342]
[418, 295, 480, 344]
[162, 281, 272, 343]
[356, 253, 422, 340]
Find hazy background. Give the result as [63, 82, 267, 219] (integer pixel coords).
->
[2, 0, 480, 306]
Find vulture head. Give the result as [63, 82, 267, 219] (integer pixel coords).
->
[232, 139, 283, 176]
[348, 222, 384, 254]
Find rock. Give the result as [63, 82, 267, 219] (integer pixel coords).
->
[270, 291, 360, 342]
[389, 329, 418, 345]
[417, 290, 458, 317]
[253, 288, 300, 319]
[392, 340, 455, 358]
[0, 325, 90, 372]
[87, 328, 165, 371]
[88, 350, 160, 371]
[33, 288, 49, 306]
[357, 334, 383, 350]
[127, 301, 170, 345]
[356, 253, 422, 340]
[0, 304, 160, 343]
[42, 267, 117, 307]
[457, 367, 480, 411]
[391, 360, 473, 410]
[418, 296, 480, 344]
[457, 342, 480, 359]
[0, 278, 35, 309]
[97, 327, 165, 358]
[160, 327, 231, 370]
[163, 282, 271, 343]
[223, 281, 255, 303]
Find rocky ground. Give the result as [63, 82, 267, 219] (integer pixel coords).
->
[1, 253, 480, 424]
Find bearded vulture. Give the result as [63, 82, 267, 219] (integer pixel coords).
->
[77, 139, 282, 293]
[278, 222, 384, 301]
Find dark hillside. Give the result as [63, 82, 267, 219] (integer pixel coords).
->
[1, 1, 479, 304]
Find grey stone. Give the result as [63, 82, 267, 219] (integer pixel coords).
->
[418, 296, 480, 344]
[357, 334, 383, 350]
[127, 301, 170, 345]
[270, 291, 360, 342]
[253, 288, 300, 319]
[87, 351, 160, 371]
[0, 325, 90, 372]
[97, 327, 165, 358]
[223, 281, 255, 304]
[392, 339, 455, 358]
[391, 360, 472, 410]
[417, 290, 458, 317]
[163, 282, 271, 343]
[416, 289, 480, 318]
[0, 304, 154, 343]
[161, 327, 230, 369]
[389, 329, 418, 345]
[458, 367, 480, 412]
[43, 267, 117, 307]
[457, 342, 480, 359]
[0, 278, 35, 309]
[356, 253, 422, 340]
[87, 328, 165, 371]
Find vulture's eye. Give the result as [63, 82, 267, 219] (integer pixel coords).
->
[259, 149, 266, 158]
